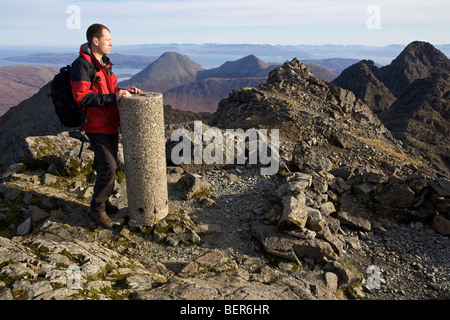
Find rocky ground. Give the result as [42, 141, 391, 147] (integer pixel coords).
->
[175, 167, 450, 301]
[0, 160, 448, 301]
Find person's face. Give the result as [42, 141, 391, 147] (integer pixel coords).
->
[93, 29, 113, 56]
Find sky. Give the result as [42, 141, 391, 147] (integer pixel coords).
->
[0, 0, 449, 48]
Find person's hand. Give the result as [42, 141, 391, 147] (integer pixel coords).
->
[127, 86, 143, 94]
[116, 89, 132, 101]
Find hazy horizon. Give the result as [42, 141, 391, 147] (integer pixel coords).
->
[1, 41, 449, 70]
[1, 0, 449, 48]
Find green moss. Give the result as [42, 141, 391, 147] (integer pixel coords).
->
[116, 169, 126, 184]
[341, 282, 364, 300]
[153, 224, 169, 234]
[0, 271, 30, 288]
[31, 137, 56, 158]
[191, 187, 211, 200]
[61, 249, 89, 265]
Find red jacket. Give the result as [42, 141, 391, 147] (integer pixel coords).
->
[70, 43, 120, 133]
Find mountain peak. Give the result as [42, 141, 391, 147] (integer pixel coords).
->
[332, 59, 395, 113]
[119, 51, 203, 93]
[397, 41, 449, 67]
[196, 54, 271, 80]
[377, 41, 450, 96]
[404, 41, 442, 53]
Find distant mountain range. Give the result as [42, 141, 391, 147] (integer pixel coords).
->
[0, 51, 353, 115]
[119, 53, 350, 112]
[109, 43, 450, 67]
[2, 53, 157, 69]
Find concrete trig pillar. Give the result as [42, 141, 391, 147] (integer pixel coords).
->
[118, 92, 168, 228]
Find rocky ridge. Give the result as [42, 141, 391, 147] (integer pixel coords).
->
[332, 41, 450, 177]
[0, 59, 449, 301]
[210, 58, 431, 179]
[332, 60, 396, 114]
[379, 73, 450, 176]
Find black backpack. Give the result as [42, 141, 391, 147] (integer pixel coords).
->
[50, 62, 96, 128]
[50, 62, 96, 157]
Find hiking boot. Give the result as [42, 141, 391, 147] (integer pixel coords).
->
[90, 210, 113, 229]
[105, 201, 119, 215]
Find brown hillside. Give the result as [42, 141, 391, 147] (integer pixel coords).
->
[0, 64, 59, 116]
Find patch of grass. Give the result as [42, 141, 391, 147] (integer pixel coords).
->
[348, 129, 424, 169]
[116, 169, 126, 184]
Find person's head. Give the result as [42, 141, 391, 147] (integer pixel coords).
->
[86, 23, 112, 57]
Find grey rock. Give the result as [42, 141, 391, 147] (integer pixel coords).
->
[292, 238, 335, 262]
[278, 194, 308, 232]
[0, 184, 21, 202]
[24, 132, 94, 176]
[324, 272, 339, 293]
[364, 170, 389, 184]
[323, 261, 363, 289]
[306, 207, 323, 232]
[42, 173, 58, 186]
[0, 163, 25, 179]
[431, 215, 450, 236]
[337, 193, 372, 231]
[320, 202, 336, 216]
[251, 223, 301, 263]
[354, 182, 377, 194]
[375, 184, 415, 208]
[292, 146, 333, 172]
[176, 173, 212, 200]
[330, 166, 355, 180]
[16, 217, 32, 236]
[429, 178, 450, 197]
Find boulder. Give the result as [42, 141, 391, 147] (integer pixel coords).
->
[24, 132, 94, 177]
[320, 202, 336, 216]
[375, 184, 415, 208]
[278, 193, 308, 232]
[431, 215, 450, 236]
[252, 223, 335, 264]
[292, 238, 336, 262]
[251, 223, 301, 263]
[175, 173, 211, 200]
[0, 163, 26, 179]
[336, 193, 372, 231]
[323, 261, 363, 289]
[292, 145, 333, 172]
[429, 178, 450, 197]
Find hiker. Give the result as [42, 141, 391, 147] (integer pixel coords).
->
[70, 23, 143, 228]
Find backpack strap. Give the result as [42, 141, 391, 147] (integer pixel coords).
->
[78, 59, 97, 158]
[88, 59, 98, 90]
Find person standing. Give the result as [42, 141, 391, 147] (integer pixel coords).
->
[70, 23, 142, 228]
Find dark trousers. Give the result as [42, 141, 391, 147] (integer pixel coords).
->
[86, 132, 119, 213]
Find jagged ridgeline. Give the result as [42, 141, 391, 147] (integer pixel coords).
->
[333, 41, 450, 177]
[210, 57, 429, 178]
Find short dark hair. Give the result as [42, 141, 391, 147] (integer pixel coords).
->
[86, 24, 110, 45]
